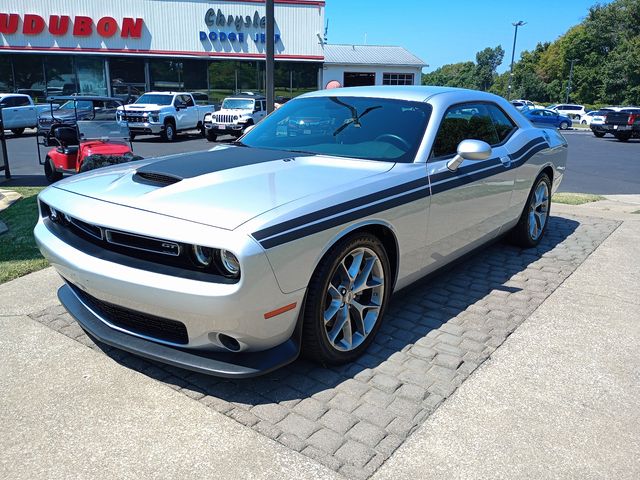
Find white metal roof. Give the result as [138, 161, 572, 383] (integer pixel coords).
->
[323, 44, 426, 68]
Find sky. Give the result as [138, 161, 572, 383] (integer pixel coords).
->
[325, 0, 613, 73]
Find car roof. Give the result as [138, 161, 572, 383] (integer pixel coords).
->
[300, 85, 505, 104]
[225, 94, 265, 100]
[47, 95, 122, 102]
[0, 93, 29, 98]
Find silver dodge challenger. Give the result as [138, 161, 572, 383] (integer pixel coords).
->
[35, 86, 567, 377]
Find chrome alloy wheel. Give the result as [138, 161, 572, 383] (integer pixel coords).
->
[528, 181, 549, 241]
[323, 247, 385, 352]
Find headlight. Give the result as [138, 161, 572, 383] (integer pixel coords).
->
[192, 246, 213, 267]
[233, 115, 239, 121]
[219, 249, 240, 277]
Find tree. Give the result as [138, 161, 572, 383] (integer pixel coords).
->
[422, 61, 477, 89]
[475, 46, 504, 91]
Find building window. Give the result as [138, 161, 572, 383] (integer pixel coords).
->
[383, 73, 414, 86]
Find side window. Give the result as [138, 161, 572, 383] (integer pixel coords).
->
[486, 104, 517, 142]
[261, 101, 266, 111]
[3, 97, 17, 107]
[15, 96, 31, 107]
[431, 103, 500, 158]
[254, 101, 262, 112]
[183, 95, 195, 107]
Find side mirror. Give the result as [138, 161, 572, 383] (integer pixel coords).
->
[447, 139, 492, 171]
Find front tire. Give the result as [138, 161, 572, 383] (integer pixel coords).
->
[205, 129, 217, 142]
[44, 157, 63, 183]
[162, 121, 176, 142]
[509, 173, 551, 248]
[302, 233, 391, 364]
[593, 131, 605, 138]
[11, 128, 25, 136]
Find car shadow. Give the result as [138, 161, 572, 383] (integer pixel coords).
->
[132, 132, 205, 143]
[1, 175, 49, 187]
[91, 215, 580, 405]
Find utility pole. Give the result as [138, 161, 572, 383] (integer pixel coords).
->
[265, 0, 275, 113]
[507, 20, 526, 100]
[565, 59, 578, 103]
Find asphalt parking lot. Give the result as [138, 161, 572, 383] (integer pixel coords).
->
[1, 129, 639, 194]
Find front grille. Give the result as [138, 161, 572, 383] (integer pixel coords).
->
[70, 282, 189, 344]
[214, 114, 235, 123]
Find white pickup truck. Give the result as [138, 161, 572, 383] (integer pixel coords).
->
[0, 93, 52, 136]
[117, 92, 216, 142]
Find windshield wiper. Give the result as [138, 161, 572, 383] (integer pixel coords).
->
[330, 98, 382, 136]
[232, 140, 248, 147]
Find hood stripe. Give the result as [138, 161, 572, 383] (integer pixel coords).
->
[136, 146, 311, 180]
[254, 138, 550, 249]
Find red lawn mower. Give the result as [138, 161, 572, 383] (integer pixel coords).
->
[37, 96, 139, 183]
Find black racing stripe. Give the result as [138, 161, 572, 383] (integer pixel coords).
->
[511, 142, 549, 168]
[256, 140, 551, 249]
[252, 175, 430, 241]
[509, 137, 546, 160]
[260, 186, 431, 250]
[136, 146, 310, 180]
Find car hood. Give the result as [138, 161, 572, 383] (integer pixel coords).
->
[120, 104, 165, 111]
[52, 145, 394, 230]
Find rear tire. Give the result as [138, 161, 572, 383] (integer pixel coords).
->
[559, 121, 569, 130]
[11, 128, 25, 136]
[302, 233, 391, 365]
[593, 131, 605, 138]
[508, 173, 551, 248]
[615, 133, 631, 142]
[44, 157, 63, 183]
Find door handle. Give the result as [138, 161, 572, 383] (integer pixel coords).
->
[500, 156, 511, 168]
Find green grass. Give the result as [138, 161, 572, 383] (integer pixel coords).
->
[552, 192, 604, 205]
[0, 187, 48, 284]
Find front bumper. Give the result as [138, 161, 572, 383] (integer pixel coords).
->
[125, 121, 163, 135]
[58, 283, 301, 377]
[204, 122, 244, 133]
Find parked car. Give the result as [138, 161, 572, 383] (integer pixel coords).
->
[203, 93, 267, 141]
[38, 97, 121, 141]
[34, 86, 567, 377]
[0, 93, 54, 135]
[117, 92, 216, 142]
[547, 104, 586, 121]
[511, 99, 534, 111]
[602, 108, 640, 141]
[587, 109, 616, 137]
[522, 108, 572, 130]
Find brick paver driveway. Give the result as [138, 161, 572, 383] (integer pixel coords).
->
[32, 214, 620, 479]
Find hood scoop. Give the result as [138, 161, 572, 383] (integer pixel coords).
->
[133, 171, 182, 186]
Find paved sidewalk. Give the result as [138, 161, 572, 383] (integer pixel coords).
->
[0, 200, 638, 479]
[374, 216, 640, 479]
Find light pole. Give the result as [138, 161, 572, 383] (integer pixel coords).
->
[507, 20, 526, 100]
[265, 0, 275, 113]
[565, 59, 578, 103]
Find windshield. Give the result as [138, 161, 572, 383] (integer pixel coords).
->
[77, 120, 130, 141]
[241, 96, 432, 163]
[222, 98, 255, 110]
[135, 94, 173, 105]
[59, 100, 93, 110]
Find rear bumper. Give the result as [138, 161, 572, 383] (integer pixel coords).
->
[58, 283, 301, 378]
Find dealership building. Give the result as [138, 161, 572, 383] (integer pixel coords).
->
[0, 0, 425, 103]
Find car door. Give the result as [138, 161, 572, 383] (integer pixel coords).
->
[528, 110, 545, 126]
[13, 96, 37, 127]
[173, 95, 187, 130]
[425, 102, 517, 265]
[182, 94, 198, 128]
